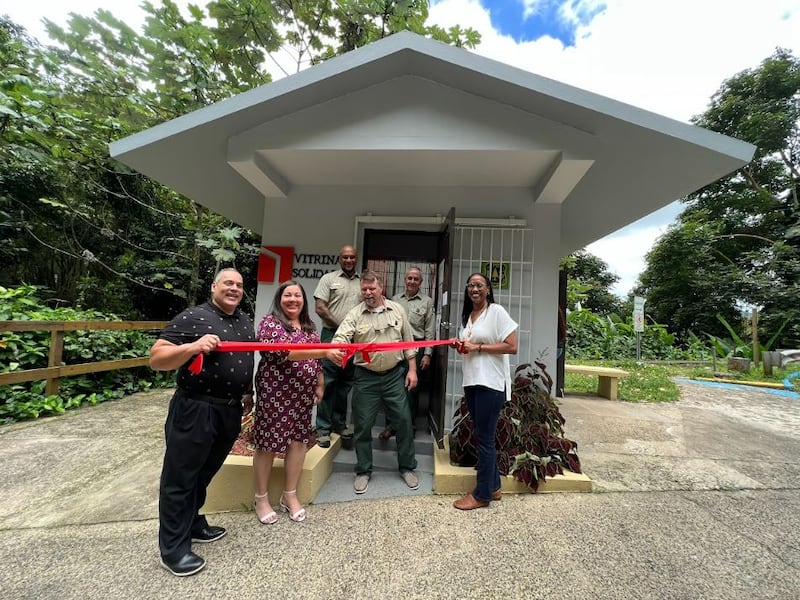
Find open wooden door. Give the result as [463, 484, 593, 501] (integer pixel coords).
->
[429, 207, 455, 447]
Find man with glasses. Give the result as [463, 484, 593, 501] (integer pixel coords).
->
[313, 245, 361, 448]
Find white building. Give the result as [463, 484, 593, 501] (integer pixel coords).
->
[110, 31, 754, 441]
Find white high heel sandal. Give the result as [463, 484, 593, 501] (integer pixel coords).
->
[279, 489, 306, 522]
[254, 491, 278, 524]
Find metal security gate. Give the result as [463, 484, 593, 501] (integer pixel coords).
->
[443, 226, 534, 433]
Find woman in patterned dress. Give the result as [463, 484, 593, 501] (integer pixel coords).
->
[252, 280, 343, 523]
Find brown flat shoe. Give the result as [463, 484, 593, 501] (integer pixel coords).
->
[492, 488, 502, 501]
[453, 493, 489, 510]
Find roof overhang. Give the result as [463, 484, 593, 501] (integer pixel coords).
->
[110, 31, 755, 252]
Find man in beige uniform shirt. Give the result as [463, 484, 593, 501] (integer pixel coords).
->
[383, 266, 435, 439]
[331, 271, 419, 494]
[313, 245, 362, 448]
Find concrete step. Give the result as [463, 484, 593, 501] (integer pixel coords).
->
[311, 469, 433, 504]
[331, 447, 434, 474]
[317, 425, 436, 504]
[334, 425, 435, 456]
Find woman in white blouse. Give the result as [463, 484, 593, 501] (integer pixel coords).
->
[453, 273, 518, 510]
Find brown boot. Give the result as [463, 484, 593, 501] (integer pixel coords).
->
[453, 493, 489, 510]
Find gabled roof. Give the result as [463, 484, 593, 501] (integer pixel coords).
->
[110, 31, 755, 250]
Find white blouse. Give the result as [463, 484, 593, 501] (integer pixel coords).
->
[458, 303, 518, 399]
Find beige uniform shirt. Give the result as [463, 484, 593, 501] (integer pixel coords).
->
[333, 299, 416, 372]
[313, 269, 362, 329]
[391, 291, 435, 357]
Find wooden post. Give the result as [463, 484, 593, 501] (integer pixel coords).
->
[751, 308, 760, 368]
[46, 329, 64, 397]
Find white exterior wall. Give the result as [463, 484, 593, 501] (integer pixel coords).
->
[255, 185, 562, 427]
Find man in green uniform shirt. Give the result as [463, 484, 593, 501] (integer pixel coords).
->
[382, 266, 435, 439]
[332, 271, 419, 494]
[313, 245, 362, 448]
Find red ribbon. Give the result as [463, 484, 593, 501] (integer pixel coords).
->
[188, 338, 457, 375]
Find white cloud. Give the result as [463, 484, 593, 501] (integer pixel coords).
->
[587, 202, 681, 297]
[6, 0, 798, 296]
[429, 0, 799, 295]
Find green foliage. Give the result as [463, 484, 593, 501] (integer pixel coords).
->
[561, 251, 622, 315]
[705, 312, 795, 359]
[450, 362, 581, 491]
[564, 307, 706, 361]
[0, 285, 171, 423]
[639, 49, 800, 348]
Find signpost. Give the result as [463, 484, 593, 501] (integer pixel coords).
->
[633, 296, 646, 360]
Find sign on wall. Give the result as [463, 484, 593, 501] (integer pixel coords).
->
[257, 246, 339, 283]
[481, 261, 510, 290]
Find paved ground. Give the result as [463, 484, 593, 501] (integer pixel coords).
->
[1, 382, 799, 599]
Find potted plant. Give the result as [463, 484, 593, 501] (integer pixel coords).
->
[449, 361, 582, 491]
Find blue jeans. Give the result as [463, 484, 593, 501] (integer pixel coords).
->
[465, 385, 505, 502]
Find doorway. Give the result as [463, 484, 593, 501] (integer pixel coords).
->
[362, 227, 450, 440]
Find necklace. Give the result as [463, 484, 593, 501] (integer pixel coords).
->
[465, 305, 488, 339]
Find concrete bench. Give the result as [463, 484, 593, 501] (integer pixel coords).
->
[565, 364, 629, 400]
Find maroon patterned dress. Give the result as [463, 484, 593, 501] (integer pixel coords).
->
[253, 315, 322, 454]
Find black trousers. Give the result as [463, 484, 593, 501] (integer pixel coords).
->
[158, 390, 241, 560]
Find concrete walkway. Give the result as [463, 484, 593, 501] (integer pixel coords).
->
[1, 382, 799, 599]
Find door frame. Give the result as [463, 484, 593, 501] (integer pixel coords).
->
[360, 217, 453, 443]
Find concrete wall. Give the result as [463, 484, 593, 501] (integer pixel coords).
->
[254, 185, 561, 429]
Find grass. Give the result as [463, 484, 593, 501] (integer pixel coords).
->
[564, 360, 800, 403]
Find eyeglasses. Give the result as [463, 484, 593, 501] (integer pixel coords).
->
[466, 282, 486, 289]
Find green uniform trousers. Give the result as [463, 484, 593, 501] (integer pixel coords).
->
[385, 351, 425, 433]
[352, 364, 417, 474]
[316, 327, 353, 435]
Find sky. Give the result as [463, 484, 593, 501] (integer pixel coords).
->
[5, 0, 800, 297]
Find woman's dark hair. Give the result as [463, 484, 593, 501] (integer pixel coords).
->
[270, 280, 316, 333]
[460, 272, 495, 327]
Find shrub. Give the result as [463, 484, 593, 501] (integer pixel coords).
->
[0, 285, 171, 423]
[449, 361, 581, 491]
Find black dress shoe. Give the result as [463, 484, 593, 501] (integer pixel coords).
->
[191, 525, 226, 543]
[160, 552, 206, 577]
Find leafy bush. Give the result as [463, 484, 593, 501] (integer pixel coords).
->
[449, 361, 581, 491]
[0, 285, 171, 423]
[565, 308, 711, 361]
[706, 313, 794, 359]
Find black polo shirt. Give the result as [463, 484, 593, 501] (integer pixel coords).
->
[160, 301, 255, 400]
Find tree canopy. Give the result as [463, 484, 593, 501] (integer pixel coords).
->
[0, 2, 480, 318]
[560, 250, 622, 315]
[638, 49, 800, 346]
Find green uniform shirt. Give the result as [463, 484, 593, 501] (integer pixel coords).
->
[333, 299, 416, 372]
[313, 269, 362, 329]
[391, 291, 435, 356]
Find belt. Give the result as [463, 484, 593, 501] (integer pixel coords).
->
[177, 388, 241, 406]
[413, 337, 425, 341]
[357, 364, 400, 376]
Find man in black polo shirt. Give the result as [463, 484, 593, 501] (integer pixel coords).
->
[149, 267, 255, 577]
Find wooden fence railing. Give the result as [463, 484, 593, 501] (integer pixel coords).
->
[0, 321, 168, 396]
